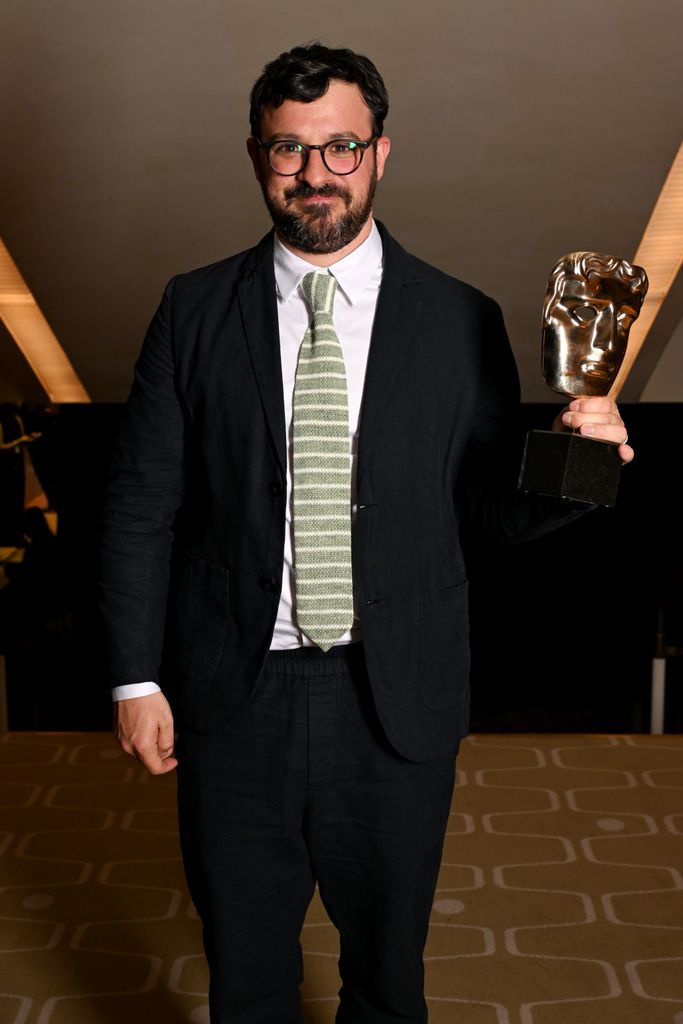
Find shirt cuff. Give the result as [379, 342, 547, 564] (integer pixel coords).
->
[111, 681, 162, 701]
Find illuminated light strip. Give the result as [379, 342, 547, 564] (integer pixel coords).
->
[610, 140, 683, 399]
[0, 236, 90, 403]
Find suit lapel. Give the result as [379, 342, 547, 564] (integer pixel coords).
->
[237, 232, 287, 476]
[357, 226, 424, 491]
[234, 226, 424, 487]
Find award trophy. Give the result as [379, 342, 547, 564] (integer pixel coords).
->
[519, 251, 648, 506]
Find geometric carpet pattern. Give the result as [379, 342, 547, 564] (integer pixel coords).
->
[1, 732, 682, 1024]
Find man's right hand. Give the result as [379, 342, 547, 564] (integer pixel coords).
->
[113, 692, 178, 775]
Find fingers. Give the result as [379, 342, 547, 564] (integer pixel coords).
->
[133, 733, 178, 775]
[618, 441, 635, 465]
[114, 693, 178, 776]
[127, 736, 177, 775]
[157, 715, 179, 771]
[560, 397, 632, 457]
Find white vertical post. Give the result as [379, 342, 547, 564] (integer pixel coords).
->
[650, 657, 666, 734]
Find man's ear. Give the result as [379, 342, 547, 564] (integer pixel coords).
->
[246, 137, 263, 182]
[374, 135, 391, 183]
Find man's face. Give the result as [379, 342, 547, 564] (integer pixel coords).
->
[542, 274, 640, 397]
[247, 80, 390, 256]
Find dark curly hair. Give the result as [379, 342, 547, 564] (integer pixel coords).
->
[249, 42, 389, 138]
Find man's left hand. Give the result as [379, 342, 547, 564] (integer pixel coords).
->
[553, 396, 633, 465]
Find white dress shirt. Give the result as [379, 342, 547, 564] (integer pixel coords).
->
[112, 221, 383, 700]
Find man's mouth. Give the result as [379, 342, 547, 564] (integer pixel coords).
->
[285, 184, 348, 206]
[299, 194, 336, 204]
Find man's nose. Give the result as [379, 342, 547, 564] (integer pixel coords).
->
[299, 148, 333, 187]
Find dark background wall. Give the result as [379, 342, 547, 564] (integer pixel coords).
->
[1, 402, 681, 733]
[467, 404, 683, 734]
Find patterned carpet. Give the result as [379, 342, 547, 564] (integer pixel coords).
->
[1, 732, 682, 1024]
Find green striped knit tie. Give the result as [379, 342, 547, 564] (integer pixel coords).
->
[292, 271, 354, 651]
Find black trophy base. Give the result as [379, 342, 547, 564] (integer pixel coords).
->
[519, 430, 622, 506]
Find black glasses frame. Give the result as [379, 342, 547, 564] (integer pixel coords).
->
[254, 136, 377, 176]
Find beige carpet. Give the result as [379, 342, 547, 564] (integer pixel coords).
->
[1, 732, 682, 1024]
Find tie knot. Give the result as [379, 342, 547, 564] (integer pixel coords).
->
[301, 271, 337, 317]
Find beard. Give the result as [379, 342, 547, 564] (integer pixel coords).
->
[260, 163, 378, 254]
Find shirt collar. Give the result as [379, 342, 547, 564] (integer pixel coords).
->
[273, 220, 383, 305]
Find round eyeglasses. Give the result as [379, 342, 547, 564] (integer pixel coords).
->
[255, 137, 376, 176]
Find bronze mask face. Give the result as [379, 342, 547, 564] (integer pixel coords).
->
[542, 252, 648, 397]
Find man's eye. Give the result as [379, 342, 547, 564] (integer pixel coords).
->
[329, 141, 357, 154]
[273, 142, 302, 155]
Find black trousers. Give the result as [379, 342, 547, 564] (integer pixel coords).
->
[176, 643, 457, 1023]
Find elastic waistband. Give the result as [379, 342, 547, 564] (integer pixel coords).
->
[266, 642, 365, 676]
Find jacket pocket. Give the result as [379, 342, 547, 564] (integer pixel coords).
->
[418, 579, 470, 710]
[168, 550, 229, 680]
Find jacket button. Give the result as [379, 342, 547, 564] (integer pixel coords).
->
[268, 480, 283, 496]
[260, 576, 279, 593]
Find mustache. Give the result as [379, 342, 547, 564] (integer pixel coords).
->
[284, 182, 350, 202]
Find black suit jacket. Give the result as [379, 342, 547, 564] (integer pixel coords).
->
[99, 223, 585, 760]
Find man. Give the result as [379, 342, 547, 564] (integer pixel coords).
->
[100, 43, 633, 1023]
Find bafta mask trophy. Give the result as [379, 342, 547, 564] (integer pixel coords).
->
[519, 251, 648, 505]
